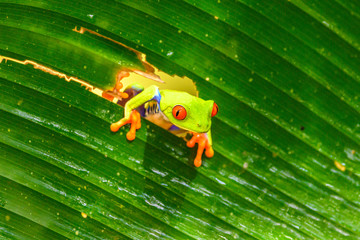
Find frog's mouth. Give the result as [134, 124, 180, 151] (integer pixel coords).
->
[172, 123, 211, 134]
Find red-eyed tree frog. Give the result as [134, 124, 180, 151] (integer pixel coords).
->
[72, 27, 219, 167]
[110, 82, 218, 167]
[0, 26, 218, 167]
[75, 26, 219, 167]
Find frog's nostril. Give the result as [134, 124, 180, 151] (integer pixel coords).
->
[197, 124, 201, 127]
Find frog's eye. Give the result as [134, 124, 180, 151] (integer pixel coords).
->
[172, 105, 187, 120]
[211, 103, 218, 117]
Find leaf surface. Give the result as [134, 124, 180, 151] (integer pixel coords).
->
[0, 1, 359, 239]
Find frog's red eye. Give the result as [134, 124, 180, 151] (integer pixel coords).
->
[211, 103, 218, 117]
[172, 105, 187, 120]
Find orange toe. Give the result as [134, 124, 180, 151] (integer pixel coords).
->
[126, 131, 136, 141]
[119, 92, 129, 99]
[110, 118, 129, 132]
[110, 123, 120, 132]
[205, 147, 214, 158]
[194, 157, 202, 167]
[187, 139, 195, 148]
[110, 110, 141, 140]
[187, 132, 214, 167]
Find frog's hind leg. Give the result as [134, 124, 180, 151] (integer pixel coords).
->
[114, 71, 130, 99]
[115, 71, 130, 92]
[116, 83, 144, 107]
[101, 70, 130, 101]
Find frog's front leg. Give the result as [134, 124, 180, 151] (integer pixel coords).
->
[187, 131, 214, 167]
[110, 85, 159, 140]
[110, 110, 141, 141]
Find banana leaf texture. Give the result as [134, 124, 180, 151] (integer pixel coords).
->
[0, 0, 360, 239]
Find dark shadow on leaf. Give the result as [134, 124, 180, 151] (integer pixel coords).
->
[142, 125, 198, 218]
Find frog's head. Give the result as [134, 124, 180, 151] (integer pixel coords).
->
[159, 90, 218, 133]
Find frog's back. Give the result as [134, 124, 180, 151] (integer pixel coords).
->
[118, 85, 186, 133]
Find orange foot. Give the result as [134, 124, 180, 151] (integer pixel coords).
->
[101, 71, 129, 101]
[110, 110, 141, 141]
[114, 71, 130, 99]
[187, 132, 214, 167]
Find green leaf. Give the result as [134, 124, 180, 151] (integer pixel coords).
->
[1, 0, 359, 239]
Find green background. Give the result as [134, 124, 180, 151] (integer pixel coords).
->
[0, 0, 360, 239]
